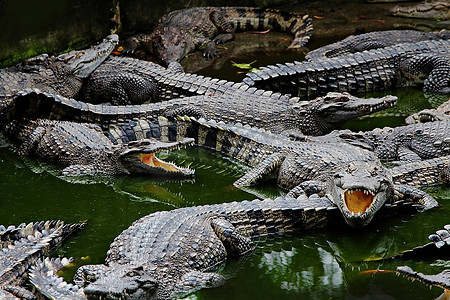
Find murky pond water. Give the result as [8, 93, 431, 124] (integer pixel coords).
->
[1, 0, 450, 299]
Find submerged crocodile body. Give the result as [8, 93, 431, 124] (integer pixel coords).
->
[243, 40, 450, 96]
[305, 29, 449, 61]
[391, 0, 450, 20]
[0, 220, 85, 299]
[0, 35, 118, 109]
[123, 7, 312, 65]
[2, 118, 194, 177]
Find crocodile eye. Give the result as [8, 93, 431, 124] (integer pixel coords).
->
[369, 167, 379, 176]
[127, 266, 144, 277]
[347, 162, 357, 173]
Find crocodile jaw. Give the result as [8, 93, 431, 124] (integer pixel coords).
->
[396, 266, 450, 291]
[136, 153, 194, 175]
[342, 188, 383, 225]
[334, 186, 387, 228]
[343, 188, 376, 214]
[119, 138, 195, 176]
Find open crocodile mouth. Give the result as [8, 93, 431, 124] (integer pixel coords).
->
[137, 153, 188, 173]
[396, 266, 450, 291]
[343, 188, 376, 214]
[122, 138, 195, 176]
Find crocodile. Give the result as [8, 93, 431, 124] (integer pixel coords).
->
[405, 96, 450, 124]
[122, 7, 312, 65]
[0, 35, 118, 110]
[27, 187, 440, 300]
[242, 40, 450, 96]
[106, 116, 440, 228]
[27, 194, 338, 300]
[1, 89, 441, 227]
[79, 55, 294, 105]
[79, 91, 397, 136]
[305, 29, 449, 61]
[383, 224, 450, 299]
[364, 224, 450, 299]
[391, 1, 450, 20]
[309, 120, 450, 164]
[6, 88, 397, 137]
[1, 118, 194, 177]
[396, 266, 450, 299]
[0, 220, 86, 299]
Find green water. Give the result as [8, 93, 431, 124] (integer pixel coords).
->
[1, 0, 450, 298]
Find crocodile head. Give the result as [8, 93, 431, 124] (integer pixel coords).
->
[390, 1, 450, 19]
[330, 160, 394, 227]
[396, 266, 450, 294]
[116, 138, 195, 176]
[151, 32, 195, 65]
[58, 34, 119, 78]
[18, 35, 118, 79]
[292, 92, 397, 136]
[82, 264, 158, 300]
[276, 145, 394, 227]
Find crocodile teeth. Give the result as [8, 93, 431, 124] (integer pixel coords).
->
[344, 189, 375, 214]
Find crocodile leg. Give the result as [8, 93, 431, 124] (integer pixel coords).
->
[73, 264, 111, 288]
[30, 257, 86, 300]
[211, 218, 254, 256]
[81, 71, 157, 105]
[165, 105, 206, 119]
[393, 184, 439, 211]
[286, 180, 328, 198]
[233, 152, 286, 187]
[203, 41, 220, 59]
[401, 53, 450, 94]
[16, 125, 46, 156]
[175, 271, 226, 296]
[1, 286, 36, 299]
[394, 146, 423, 164]
[201, 10, 235, 59]
[210, 11, 235, 44]
[353, 41, 390, 52]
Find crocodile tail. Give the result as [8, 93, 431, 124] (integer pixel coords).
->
[220, 7, 313, 48]
[30, 257, 86, 300]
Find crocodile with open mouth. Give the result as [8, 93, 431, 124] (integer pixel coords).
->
[2, 89, 442, 227]
[2, 118, 194, 177]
